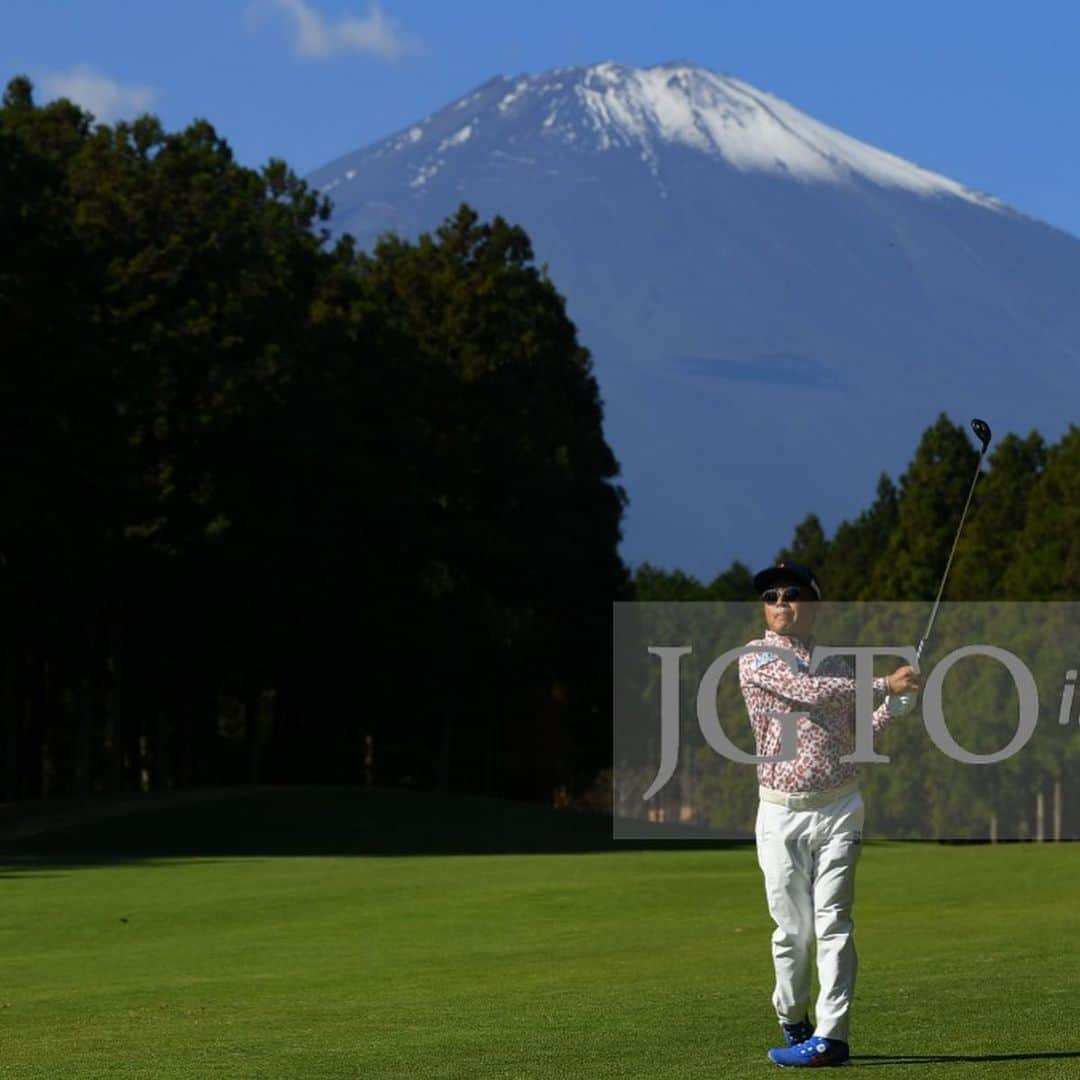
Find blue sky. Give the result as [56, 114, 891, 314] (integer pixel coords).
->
[4, 1, 1080, 237]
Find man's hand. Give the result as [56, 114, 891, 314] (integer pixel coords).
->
[886, 665, 921, 695]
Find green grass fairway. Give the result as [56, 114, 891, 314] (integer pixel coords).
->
[0, 792, 1076, 1078]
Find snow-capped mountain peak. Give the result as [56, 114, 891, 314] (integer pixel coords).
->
[516, 61, 997, 207]
[315, 61, 1000, 212]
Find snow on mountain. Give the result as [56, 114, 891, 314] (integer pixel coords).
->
[525, 62, 999, 206]
[307, 62, 1080, 578]
[316, 61, 1001, 209]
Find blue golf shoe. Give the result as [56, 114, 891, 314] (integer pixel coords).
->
[768, 1036, 850, 1067]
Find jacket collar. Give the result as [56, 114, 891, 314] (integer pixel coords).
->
[764, 628, 815, 651]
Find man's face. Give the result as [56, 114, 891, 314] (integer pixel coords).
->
[762, 578, 818, 640]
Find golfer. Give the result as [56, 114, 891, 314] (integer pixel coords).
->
[738, 562, 920, 1068]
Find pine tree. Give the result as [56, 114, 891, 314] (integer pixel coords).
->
[950, 432, 1045, 599]
[1003, 425, 1080, 599]
[705, 560, 754, 601]
[871, 415, 979, 600]
[820, 474, 898, 599]
[776, 513, 829, 573]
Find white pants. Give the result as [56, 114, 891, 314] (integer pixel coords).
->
[754, 790, 864, 1042]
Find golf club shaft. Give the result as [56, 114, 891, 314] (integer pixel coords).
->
[915, 445, 989, 662]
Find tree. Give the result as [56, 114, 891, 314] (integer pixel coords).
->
[820, 474, 898, 600]
[871, 415, 979, 600]
[776, 514, 829, 577]
[705, 560, 754, 601]
[346, 205, 629, 797]
[1003, 425, 1080, 599]
[950, 432, 1045, 599]
[633, 564, 708, 601]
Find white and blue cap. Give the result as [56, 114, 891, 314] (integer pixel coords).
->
[752, 561, 822, 599]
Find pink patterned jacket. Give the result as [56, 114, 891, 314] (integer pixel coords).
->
[738, 629, 895, 794]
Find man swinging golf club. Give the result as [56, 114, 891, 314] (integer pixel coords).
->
[739, 561, 921, 1068]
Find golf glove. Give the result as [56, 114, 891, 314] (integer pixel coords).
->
[885, 693, 917, 717]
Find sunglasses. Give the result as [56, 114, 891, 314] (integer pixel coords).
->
[762, 586, 805, 604]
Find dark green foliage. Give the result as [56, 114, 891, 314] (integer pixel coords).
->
[1003, 426, 1080, 599]
[664, 415, 1075, 605]
[704, 560, 754, 601]
[775, 513, 828, 573]
[872, 414, 980, 600]
[632, 564, 710, 601]
[952, 431, 1045, 599]
[821, 474, 898, 599]
[0, 81, 627, 803]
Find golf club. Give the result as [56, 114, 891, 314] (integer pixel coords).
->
[891, 417, 992, 712]
[916, 417, 993, 661]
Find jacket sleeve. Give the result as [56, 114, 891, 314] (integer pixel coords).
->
[739, 651, 890, 707]
[823, 655, 896, 733]
[874, 699, 902, 732]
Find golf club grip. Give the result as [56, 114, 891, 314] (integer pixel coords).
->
[892, 637, 930, 714]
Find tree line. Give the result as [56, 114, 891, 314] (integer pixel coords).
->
[636, 412, 1079, 604]
[0, 78, 629, 805]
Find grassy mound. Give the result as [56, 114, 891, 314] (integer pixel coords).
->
[0, 785, 731, 859]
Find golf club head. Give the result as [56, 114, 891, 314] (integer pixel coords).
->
[971, 417, 992, 453]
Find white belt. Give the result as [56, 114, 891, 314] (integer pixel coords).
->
[758, 778, 860, 811]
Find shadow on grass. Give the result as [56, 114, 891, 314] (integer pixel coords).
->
[853, 1051, 1080, 1066]
[0, 785, 751, 869]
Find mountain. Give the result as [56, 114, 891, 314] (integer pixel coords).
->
[307, 61, 1080, 579]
